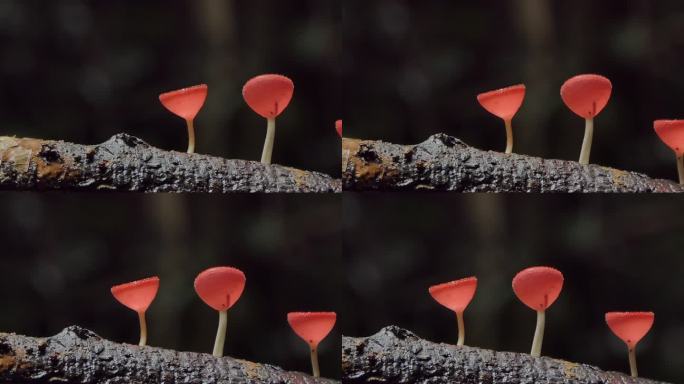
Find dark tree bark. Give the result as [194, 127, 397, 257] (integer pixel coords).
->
[342, 135, 684, 192]
[342, 326, 669, 384]
[0, 134, 340, 193]
[0, 326, 338, 384]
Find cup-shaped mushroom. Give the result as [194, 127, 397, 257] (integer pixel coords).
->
[242, 74, 294, 119]
[194, 267, 246, 311]
[654, 120, 684, 157]
[335, 119, 343, 138]
[561, 74, 612, 165]
[111, 276, 160, 346]
[654, 120, 684, 184]
[159, 84, 208, 121]
[606, 312, 654, 350]
[429, 277, 477, 314]
[512, 266, 564, 311]
[606, 311, 654, 377]
[288, 312, 336, 378]
[159, 84, 208, 153]
[111, 276, 160, 313]
[477, 84, 525, 154]
[513, 266, 563, 357]
[195, 266, 246, 357]
[287, 312, 337, 349]
[242, 74, 294, 164]
[560, 74, 612, 119]
[429, 276, 477, 346]
[477, 84, 526, 121]
[654, 120, 684, 156]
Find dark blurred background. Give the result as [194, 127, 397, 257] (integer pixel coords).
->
[0, 194, 341, 378]
[344, 1, 684, 181]
[0, 1, 341, 176]
[343, 194, 684, 382]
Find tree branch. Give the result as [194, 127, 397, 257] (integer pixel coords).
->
[342, 134, 684, 192]
[0, 326, 338, 383]
[0, 134, 340, 193]
[342, 326, 669, 384]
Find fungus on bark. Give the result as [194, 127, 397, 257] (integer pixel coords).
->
[242, 74, 294, 164]
[428, 276, 478, 346]
[159, 84, 208, 154]
[194, 266, 246, 357]
[512, 266, 564, 357]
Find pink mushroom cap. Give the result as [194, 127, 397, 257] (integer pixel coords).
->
[242, 74, 294, 119]
[606, 312, 654, 349]
[477, 84, 526, 121]
[512, 266, 564, 311]
[287, 312, 337, 348]
[428, 276, 478, 314]
[654, 120, 684, 157]
[111, 276, 160, 313]
[560, 74, 612, 119]
[335, 119, 343, 137]
[194, 266, 246, 311]
[159, 84, 208, 120]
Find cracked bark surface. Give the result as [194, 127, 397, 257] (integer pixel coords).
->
[0, 326, 338, 384]
[342, 135, 684, 192]
[342, 326, 669, 384]
[0, 134, 340, 193]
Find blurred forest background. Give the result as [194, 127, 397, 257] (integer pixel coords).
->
[343, 1, 684, 181]
[0, 1, 341, 176]
[0, 194, 341, 378]
[343, 194, 684, 382]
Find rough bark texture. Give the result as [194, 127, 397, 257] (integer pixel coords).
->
[0, 326, 338, 384]
[342, 135, 684, 192]
[0, 135, 340, 193]
[342, 326, 669, 384]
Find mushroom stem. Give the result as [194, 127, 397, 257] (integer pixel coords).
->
[212, 310, 228, 357]
[531, 310, 545, 357]
[186, 119, 196, 154]
[138, 311, 147, 346]
[676, 155, 684, 185]
[628, 347, 638, 377]
[456, 311, 465, 346]
[579, 118, 594, 165]
[261, 117, 276, 164]
[504, 119, 513, 154]
[310, 346, 320, 377]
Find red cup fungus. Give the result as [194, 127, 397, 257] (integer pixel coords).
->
[560, 74, 612, 165]
[512, 266, 564, 357]
[242, 74, 294, 165]
[287, 312, 337, 377]
[653, 120, 684, 184]
[111, 276, 160, 346]
[335, 119, 342, 138]
[428, 276, 477, 346]
[477, 84, 526, 154]
[159, 84, 208, 154]
[194, 266, 246, 357]
[606, 312, 654, 377]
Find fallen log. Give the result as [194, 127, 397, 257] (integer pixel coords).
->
[342, 326, 669, 384]
[342, 134, 684, 192]
[0, 326, 338, 383]
[0, 134, 340, 193]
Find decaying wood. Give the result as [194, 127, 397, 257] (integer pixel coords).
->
[0, 134, 340, 193]
[0, 326, 338, 383]
[342, 135, 684, 192]
[342, 326, 669, 384]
